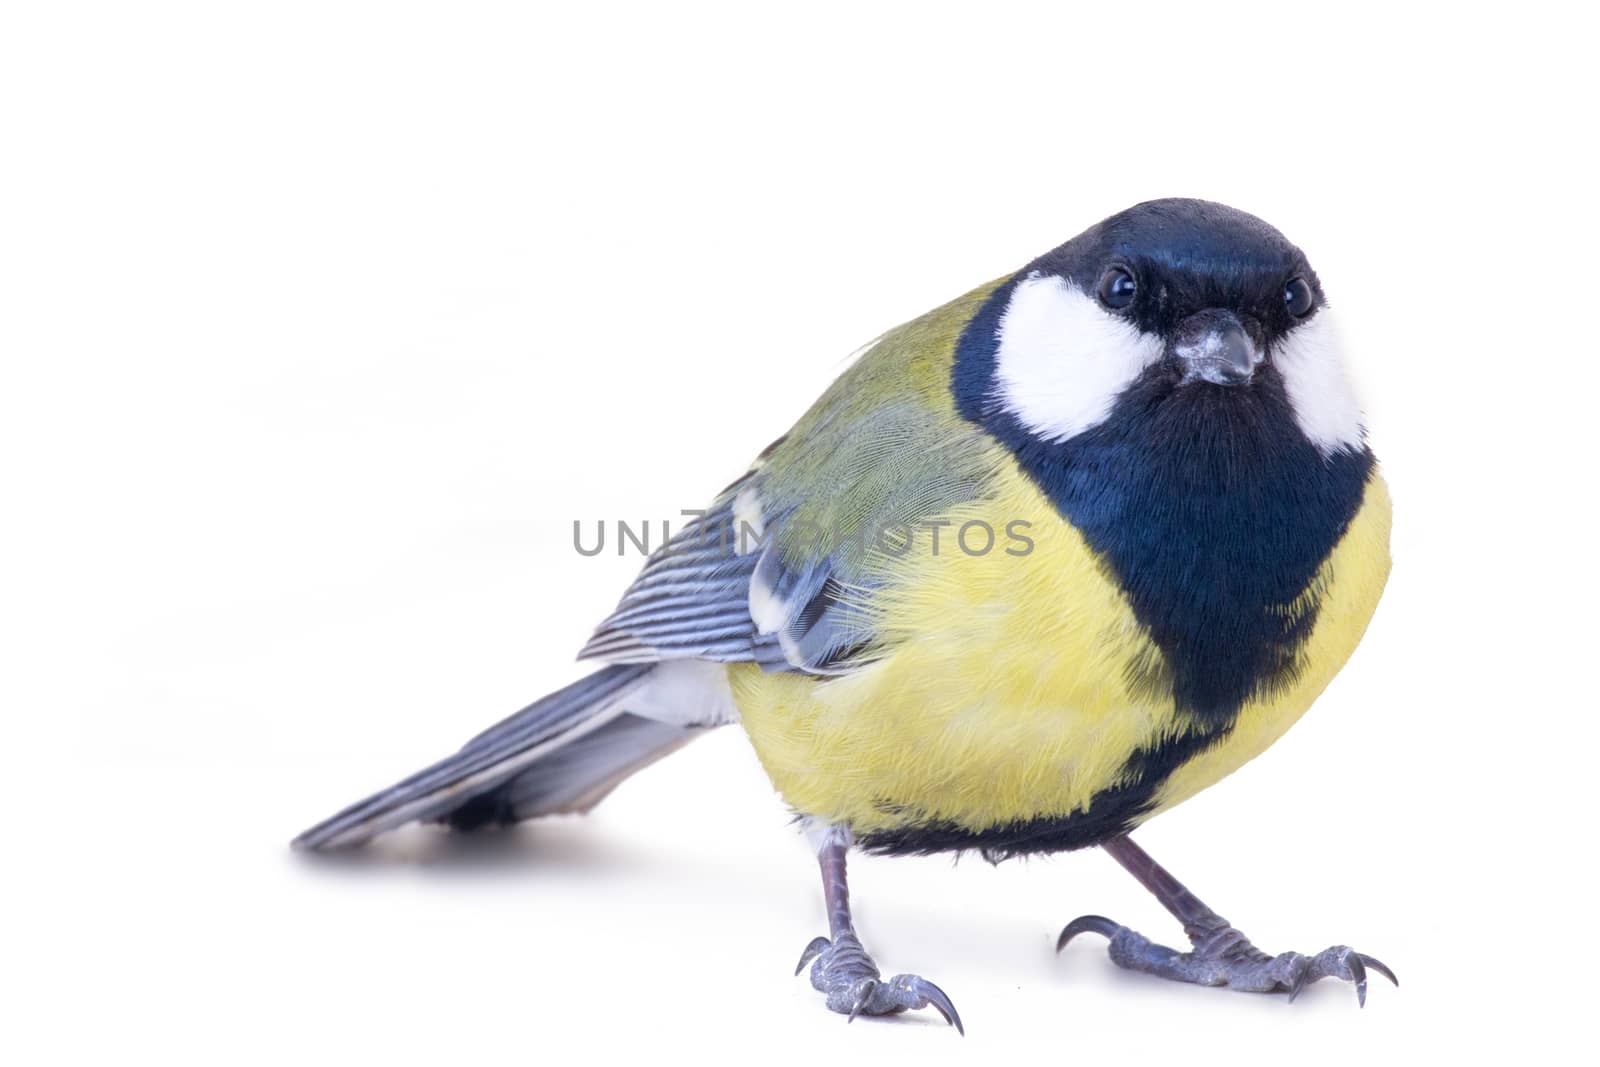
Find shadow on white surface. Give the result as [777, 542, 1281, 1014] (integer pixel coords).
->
[289, 820, 668, 879]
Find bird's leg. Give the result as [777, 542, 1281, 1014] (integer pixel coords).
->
[793, 827, 963, 1033]
[1058, 834, 1396, 1005]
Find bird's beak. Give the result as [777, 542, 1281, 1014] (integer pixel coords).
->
[1172, 310, 1262, 386]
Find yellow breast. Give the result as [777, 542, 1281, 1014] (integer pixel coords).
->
[728, 463, 1392, 839]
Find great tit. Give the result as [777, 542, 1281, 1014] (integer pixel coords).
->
[295, 198, 1394, 1031]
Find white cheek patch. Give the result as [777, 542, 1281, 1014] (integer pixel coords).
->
[1272, 311, 1365, 456]
[991, 272, 1164, 443]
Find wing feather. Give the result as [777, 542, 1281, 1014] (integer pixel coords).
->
[579, 283, 1006, 675]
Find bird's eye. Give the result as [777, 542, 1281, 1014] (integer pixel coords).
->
[1285, 276, 1315, 318]
[1097, 267, 1137, 310]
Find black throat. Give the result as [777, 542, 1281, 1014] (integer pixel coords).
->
[1012, 369, 1372, 719]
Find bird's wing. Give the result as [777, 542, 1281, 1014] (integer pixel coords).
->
[578, 283, 1006, 675]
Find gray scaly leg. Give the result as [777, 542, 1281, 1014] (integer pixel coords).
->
[1058, 835, 1397, 1005]
[793, 829, 963, 1033]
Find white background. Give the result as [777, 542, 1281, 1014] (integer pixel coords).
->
[4, 2, 1595, 1063]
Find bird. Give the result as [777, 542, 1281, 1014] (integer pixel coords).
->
[294, 198, 1395, 1032]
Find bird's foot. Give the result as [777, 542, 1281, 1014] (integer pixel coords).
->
[1057, 914, 1397, 1006]
[794, 933, 963, 1032]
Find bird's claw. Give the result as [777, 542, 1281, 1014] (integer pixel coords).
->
[1057, 915, 1396, 1007]
[794, 935, 831, 976]
[1285, 945, 1399, 1007]
[1055, 913, 1122, 952]
[886, 973, 963, 1032]
[796, 934, 964, 1034]
[846, 978, 878, 1022]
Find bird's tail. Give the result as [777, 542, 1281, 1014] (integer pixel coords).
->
[293, 663, 710, 851]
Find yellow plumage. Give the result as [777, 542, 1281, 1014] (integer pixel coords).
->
[730, 464, 1389, 836]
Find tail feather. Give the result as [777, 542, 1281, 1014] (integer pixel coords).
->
[293, 664, 662, 851]
[440, 712, 701, 830]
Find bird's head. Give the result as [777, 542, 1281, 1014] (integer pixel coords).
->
[953, 198, 1362, 458]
